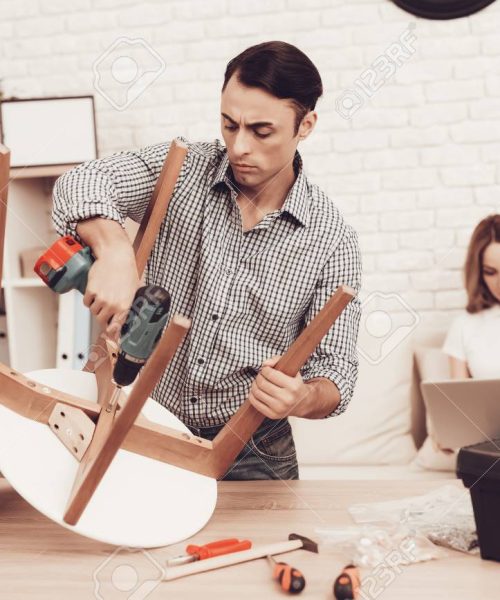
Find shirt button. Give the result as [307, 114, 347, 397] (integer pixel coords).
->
[197, 358, 205, 365]
[225, 267, 233, 276]
[211, 314, 219, 321]
[190, 396, 198, 403]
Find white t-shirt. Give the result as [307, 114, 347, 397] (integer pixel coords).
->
[442, 304, 500, 378]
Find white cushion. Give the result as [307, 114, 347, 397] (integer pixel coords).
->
[414, 345, 450, 381]
[291, 325, 416, 466]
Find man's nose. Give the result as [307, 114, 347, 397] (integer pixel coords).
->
[232, 129, 252, 157]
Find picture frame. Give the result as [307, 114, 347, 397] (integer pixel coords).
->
[0, 95, 98, 168]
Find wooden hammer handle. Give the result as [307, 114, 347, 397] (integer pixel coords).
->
[163, 539, 304, 581]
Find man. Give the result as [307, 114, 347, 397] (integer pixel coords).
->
[52, 40, 362, 481]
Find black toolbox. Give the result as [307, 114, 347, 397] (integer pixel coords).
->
[457, 439, 500, 561]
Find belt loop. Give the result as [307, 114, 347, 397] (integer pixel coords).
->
[188, 425, 201, 437]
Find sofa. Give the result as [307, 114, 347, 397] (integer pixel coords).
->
[290, 320, 457, 480]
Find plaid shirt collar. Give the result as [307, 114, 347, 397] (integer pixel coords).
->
[210, 148, 310, 227]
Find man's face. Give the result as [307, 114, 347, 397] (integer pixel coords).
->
[220, 73, 300, 193]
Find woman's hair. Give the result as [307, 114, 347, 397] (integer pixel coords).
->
[465, 214, 500, 313]
[222, 41, 323, 136]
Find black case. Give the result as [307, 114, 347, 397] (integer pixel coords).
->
[457, 439, 500, 561]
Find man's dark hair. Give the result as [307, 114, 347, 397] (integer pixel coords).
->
[222, 41, 323, 136]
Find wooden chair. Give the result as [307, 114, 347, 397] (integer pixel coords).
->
[0, 139, 355, 546]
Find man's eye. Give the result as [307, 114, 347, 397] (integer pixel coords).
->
[223, 124, 271, 138]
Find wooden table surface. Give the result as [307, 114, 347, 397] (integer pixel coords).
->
[0, 477, 498, 599]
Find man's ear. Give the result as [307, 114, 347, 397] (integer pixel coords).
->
[298, 110, 317, 141]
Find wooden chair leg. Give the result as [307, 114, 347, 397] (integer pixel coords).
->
[132, 138, 188, 275]
[210, 285, 356, 479]
[64, 314, 191, 525]
[69, 139, 190, 519]
[0, 144, 11, 289]
[82, 138, 188, 384]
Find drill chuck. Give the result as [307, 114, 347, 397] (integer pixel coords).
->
[112, 353, 144, 387]
[113, 285, 172, 388]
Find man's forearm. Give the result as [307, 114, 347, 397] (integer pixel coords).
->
[293, 377, 341, 419]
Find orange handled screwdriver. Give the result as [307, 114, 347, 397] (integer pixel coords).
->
[186, 538, 252, 561]
[267, 555, 306, 594]
[167, 538, 252, 567]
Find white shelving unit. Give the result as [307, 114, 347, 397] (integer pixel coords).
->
[2, 165, 74, 372]
[2, 164, 140, 373]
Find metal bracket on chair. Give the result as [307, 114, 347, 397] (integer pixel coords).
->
[48, 402, 96, 461]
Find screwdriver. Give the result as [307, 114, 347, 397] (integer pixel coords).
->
[167, 538, 252, 567]
[267, 555, 306, 594]
[333, 564, 360, 600]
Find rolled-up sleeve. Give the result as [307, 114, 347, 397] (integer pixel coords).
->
[300, 224, 362, 418]
[51, 138, 184, 241]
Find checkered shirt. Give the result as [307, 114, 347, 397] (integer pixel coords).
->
[52, 137, 362, 427]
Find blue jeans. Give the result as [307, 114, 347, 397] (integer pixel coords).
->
[186, 417, 299, 480]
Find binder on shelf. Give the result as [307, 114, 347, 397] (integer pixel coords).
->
[56, 290, 91, 370]
[0, 315, 9, 365]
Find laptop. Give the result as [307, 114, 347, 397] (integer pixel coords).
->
[420, 379, 500, 449]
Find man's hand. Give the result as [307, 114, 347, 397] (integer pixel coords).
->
[77, 218, 140, 340]
[83, 249, 140, 340]
[248, 355, 311, 419]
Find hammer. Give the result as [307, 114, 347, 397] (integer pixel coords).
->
[163, 533, 318, 581]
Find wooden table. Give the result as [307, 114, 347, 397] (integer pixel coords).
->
[0, 478, 498, 598]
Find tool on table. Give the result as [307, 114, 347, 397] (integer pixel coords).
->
[163, 533, 317, 581]
[267, 554, 306, 594]
[333, 564, 360, 600]
[34, 236, 172, 410]
[167, 538, 252, 567]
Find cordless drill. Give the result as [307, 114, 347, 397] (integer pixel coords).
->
[34, 236, 171, 393]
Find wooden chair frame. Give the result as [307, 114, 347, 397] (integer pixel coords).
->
[0, 140, 356, 526]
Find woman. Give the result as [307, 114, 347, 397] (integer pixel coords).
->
[442, 214, 500, 379]
[435, 215, 500, 455]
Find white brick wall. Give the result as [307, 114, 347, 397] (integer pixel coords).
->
[2, 0, 500, 331]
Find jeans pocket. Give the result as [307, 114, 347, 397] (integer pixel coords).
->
[250, 421, 297, 462]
